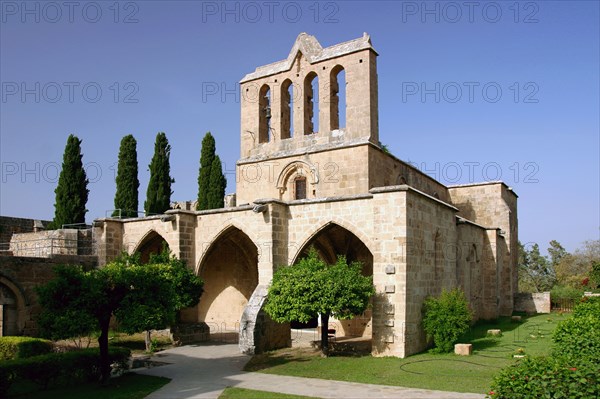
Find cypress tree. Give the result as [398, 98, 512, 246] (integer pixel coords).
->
[197, 132, 215, 210]
[207, 155, 227, 209]
[112, 135, 139, 218]
[51, 134, 89, 229]
[144, 132, 174, 215]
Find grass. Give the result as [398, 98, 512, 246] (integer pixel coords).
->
[9, 373, 170, 399]
[219, 387, 318, 399]
[55, 330, 173, 355]
[245, 312, 570, 394]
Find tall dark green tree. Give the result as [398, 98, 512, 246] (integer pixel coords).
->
[50, 134, 89, 229]
[207, 155, 227, 209]
[144, 132, 174, 215]
[197, 132, 215, 210]
[112, 135, 139, 218]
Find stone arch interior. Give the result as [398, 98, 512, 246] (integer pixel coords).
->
[329, 65, 346, 131]
[0, 282, 18, 336]
[304, 72, 318, 135]
[295, 223, 373, 340]
[281, 79, 294, 139]
[135, 231, 169, 264]
[197, 227, 258, 340]
[259, 84, 271, 143]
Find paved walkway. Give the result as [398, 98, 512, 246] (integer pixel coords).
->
[134, 344, 485, 399]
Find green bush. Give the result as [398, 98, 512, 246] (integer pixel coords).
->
[572, 296, 600, 319]
[422, 288, 472, 353]
[550, 285, 583, 302]
[0, 337, 54, 360]
[488, 294, 600, 398]
[488, 356, 599, 399]
[0, 346, 130, 396]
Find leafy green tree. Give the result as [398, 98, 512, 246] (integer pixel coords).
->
[50, 134, 89, 229]
[518, 242, 556, 292]
[207, 155, 227, 209]
[556, 240, 600, 289]
[145, 132, 174, 215]
[112, 135, 139, 218]
[264, 249, 374, 355]
[197, 132, 216, 210]
[36, 253, 203, 384]
[422, 288, 472, 353]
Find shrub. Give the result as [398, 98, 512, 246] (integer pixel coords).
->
[488, 356, 599, 399]
[0, 346, 130, 395]
[0, 337, 54, 361]
[550, 285, 583, 302]
[572, 296, 600, 319]
[422, 288, 472, 353]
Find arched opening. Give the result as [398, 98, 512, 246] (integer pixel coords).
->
[281, 79, 294, 139]
[135, 231, 169, 264]
[294, 223, 373, 348]
[198, 227, 258, 342]
[259, 84, 271, 143]
[304, 72, 319, 135]
[330, 65, 346, 131]
[0, 283, 18, 336]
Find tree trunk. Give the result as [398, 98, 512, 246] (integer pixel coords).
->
[98, 316, 111, 384]
[145, 330, 152, 352]
[320, 312, 330, 357]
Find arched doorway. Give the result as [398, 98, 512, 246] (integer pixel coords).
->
[294, 223, 373, 343]
[0, 282, 19, 336]
[135, 231, 169, 263]
[198, 227, 258, 341]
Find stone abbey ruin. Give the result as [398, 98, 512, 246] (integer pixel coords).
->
[1, 33, 517, 358]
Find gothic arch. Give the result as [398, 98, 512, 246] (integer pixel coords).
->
[259, 84, 271, 143]
[196, 226, 259, 337]
[132, 230, 170, 263]
[276, 160, 319, 199]
[0, 275, 27, 336]
[280, 79, 294, 139]
[304, 72, 318, 134]
[291, 219, 375, 265]
[329, 64, 346, 131]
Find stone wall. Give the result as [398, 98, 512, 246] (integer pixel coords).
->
[514, 292, 551, 314]
[0, 216, 51, 248]
[0, 254, 97, 336]
[9, 229, 93, 257]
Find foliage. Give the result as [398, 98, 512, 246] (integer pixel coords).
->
[518, 242, 556, 292]
[422, 288, 473, 353]
[587, 261, 600, 290]
[220, 387, 315, 399]
[50, 134, 89, 229]
[555, 240, 599, 289]
[144, 132, 174, 215]
[550, 285, 584, 302]
[36, 253, 202, 382]
[112, 134, 140, 218]
[0, 346, 130, 395]
[207, 155, 227, 209]
[487, 356, 599, 399]
[489, 295, 600, 398]
[197, 132, 216, 210]
[0, 337, 53, 361]
[197, 132, 227, 210]
[264, 249, 374, 355]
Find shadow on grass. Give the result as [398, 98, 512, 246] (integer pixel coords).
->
[244, 350, 314, 372]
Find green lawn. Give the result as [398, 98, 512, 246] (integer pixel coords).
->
[219, 387, 318, 399]
[245, 312, 569, 394]
[8, 373, 170, 399]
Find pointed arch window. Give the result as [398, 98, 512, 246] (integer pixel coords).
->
[259, 84, 271, 143]
[330, 65, 346, 131]
[304, 72, 318, 135]
[281, 79, 294, 139]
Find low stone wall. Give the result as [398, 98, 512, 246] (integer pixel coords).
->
[9, 229, 93, 257]
[0, 216, 51, 248]
[514, 292, 551, 314]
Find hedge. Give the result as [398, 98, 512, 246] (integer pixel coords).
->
[0, 346, 131, 396]
[0, 337, 54, 361]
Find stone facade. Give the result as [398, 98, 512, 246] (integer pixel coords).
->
[94, 33, 518, 357]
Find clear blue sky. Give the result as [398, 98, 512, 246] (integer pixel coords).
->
[1, 1, 598, 253]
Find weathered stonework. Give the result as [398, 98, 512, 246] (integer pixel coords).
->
[92, 33, 518, 357]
